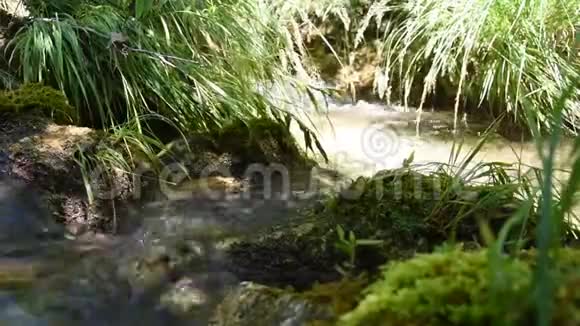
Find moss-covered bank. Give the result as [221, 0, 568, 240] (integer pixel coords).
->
[225, 166, 541, 289]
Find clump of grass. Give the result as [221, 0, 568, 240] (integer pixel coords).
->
[316, 164, 540, 257]
[4, 0, 327, 173]
[9, 1, 284, 127]
[359, 0, 579, 133]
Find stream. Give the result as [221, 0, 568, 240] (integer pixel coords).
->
[0, 87, 574, 325]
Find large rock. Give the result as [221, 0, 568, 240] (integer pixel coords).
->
[211, 279, 366, 326]
[1, 111, 132, 233]
[212, 282, 335, 325]
[156, 117, 316, 198]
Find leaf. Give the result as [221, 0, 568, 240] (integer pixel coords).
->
[314, 138, 329, 163]
[303, 129, 312, 152]
[284, 113, 292, 129]
[348, 230, 356, 243]
[356, 239, 384, 246]
[335, 242, 348, 252]
[336, 225, 345, 240]
[135, 0, 154, 18]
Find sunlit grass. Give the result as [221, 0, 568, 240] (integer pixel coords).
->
[2, 0, 329, 177]
[10, 1, 286, 128]
[360, 0, 579, 133]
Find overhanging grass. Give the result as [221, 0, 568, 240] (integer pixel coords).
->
[360, 0, 579, 133]
[5, 0, 326, 171]
[10, 1, 282, 127]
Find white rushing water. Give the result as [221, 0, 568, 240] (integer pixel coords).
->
[263, 81, 574, 181]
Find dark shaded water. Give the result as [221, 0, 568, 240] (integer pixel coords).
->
[0, 188, 314, 325]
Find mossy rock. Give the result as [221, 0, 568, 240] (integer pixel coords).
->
[1, 109, 134, 233]
[0, 83, 74, 123]
[162, 116, 315, 181]
[214, 278, 367, 326]
[311, 167, 536, 260]
[226, 167, 539, 290]
[211, 117, 314, 168]
[340, 248, 580, 326]
[225, 225, 343, 290]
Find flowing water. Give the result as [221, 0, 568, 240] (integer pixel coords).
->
[285, 94, 573, 180]
[0, 87, 574, 325]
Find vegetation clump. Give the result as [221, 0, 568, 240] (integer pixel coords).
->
[361, 0, 580, 132]
[340, 247, 580, 326]
[226, 164, 543, 289]
[0, 83, 73, 122]
[309, 166, 537, 265]
[0, 0, 328, 174]
[275, 0, 579, 133]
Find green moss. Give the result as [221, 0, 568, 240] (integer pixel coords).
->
[0, 83, 74, 123]
[339, 248, 580, 326]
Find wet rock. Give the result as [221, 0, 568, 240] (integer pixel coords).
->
[225, 228, 342, 290]
[159, 273, 237, 318]
[212, 282, 337, 326]
[1, 112, 133, 233]
[10, 237, 185, 326]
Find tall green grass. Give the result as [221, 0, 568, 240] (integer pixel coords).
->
[479, 74, 580, 324]
[527, 75, 580, 326]
[4, 0, 326, 173]
[258, 0, 579, 135]
[359, 0, 579, 133]
[10, 1, 283, 127]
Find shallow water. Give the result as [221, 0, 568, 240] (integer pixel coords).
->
[289, 99, 573, 180]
